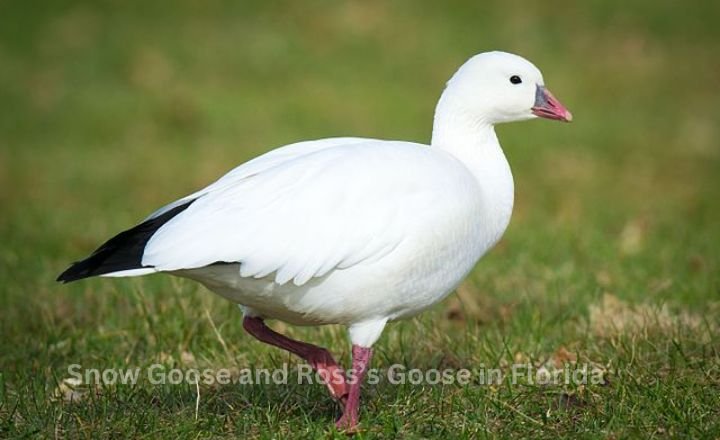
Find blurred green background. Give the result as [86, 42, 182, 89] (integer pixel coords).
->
[1, 0, 719, 438]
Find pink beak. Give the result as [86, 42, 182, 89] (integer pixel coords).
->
[532, 86, 573, 122]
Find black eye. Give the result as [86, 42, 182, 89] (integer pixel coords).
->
[510, 75, 522, 85]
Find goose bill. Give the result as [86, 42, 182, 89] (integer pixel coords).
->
[532, 85, 573, 122]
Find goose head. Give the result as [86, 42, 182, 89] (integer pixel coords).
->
[441, 51, 572, 125]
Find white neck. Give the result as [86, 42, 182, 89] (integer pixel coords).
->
[430, 94, 515, 243]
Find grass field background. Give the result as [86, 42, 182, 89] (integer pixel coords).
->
[1, 1, 719, 438]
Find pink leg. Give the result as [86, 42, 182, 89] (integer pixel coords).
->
[242, 316, 348, 401]
[335, 344, 373, 431]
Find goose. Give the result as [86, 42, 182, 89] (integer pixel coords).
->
[58, 51, 572, 430]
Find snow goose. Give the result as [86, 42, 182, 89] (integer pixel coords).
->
[58, 51, 572, 430]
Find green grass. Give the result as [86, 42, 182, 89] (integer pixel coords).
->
[1, 0, 719, 438]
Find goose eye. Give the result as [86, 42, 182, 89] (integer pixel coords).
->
[510, 75, 522, 85]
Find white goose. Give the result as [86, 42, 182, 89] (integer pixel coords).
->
[58, 51, 571, 430]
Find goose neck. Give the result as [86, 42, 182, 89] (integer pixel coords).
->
[430, 97, 515, 239]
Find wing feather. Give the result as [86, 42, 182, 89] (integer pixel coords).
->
[142, 139, 454, 286]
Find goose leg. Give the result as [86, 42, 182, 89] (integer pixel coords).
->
[335, 344, 373, 431]
[242, 316, 348, 401]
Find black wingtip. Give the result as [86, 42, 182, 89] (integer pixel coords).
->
[56, 262, 92, 283]
[56, 199, 196, 284]
[56, 270, 70, 283]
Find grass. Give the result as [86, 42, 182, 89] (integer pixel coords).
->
[1, 0, 719, 438]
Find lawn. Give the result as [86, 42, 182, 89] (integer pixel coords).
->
[1, 0, 719, 438]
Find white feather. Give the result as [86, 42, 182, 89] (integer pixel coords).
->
[142, 141, 469, 288]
